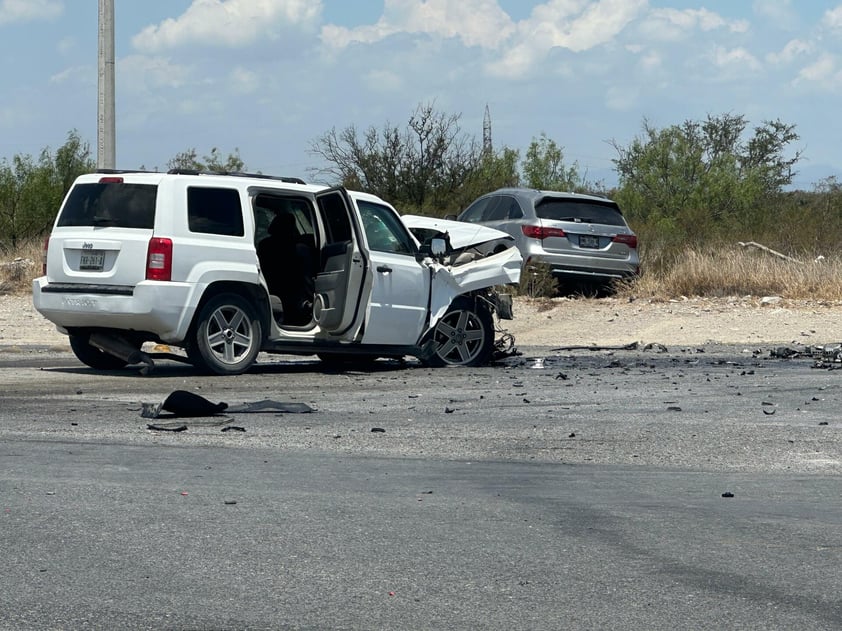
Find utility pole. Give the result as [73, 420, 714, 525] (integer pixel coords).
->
[97, 0, 116, 169]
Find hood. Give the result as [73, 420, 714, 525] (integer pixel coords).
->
[401, 214, 514, 250]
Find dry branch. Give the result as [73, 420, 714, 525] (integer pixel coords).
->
[737, 241, 803, 264]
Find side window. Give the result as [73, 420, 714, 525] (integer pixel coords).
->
[459, 198, 490, 223]
[506, 197, 524, 219]
[358, 201, 415, 255]
[188, 187, 244, 236]
[485, 196, 512, 221]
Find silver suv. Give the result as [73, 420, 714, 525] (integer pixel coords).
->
[455, 188, 639, 288]
[33, 170, 521, 374]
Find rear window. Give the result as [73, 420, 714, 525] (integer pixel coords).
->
[57, 183, 157, 229]
[536, 198, 626, 226]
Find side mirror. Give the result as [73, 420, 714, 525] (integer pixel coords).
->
[444, 214, 457, 221]
[429, 237, 447, 258]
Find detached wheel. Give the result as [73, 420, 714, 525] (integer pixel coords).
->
[190, 293, 262, 375]
[69, 333, 130, 370]
[425, 297, 494, 367]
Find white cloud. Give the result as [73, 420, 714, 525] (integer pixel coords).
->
[752, 0, 797, 26]
[797, 53, 839, 83]
[640, 7, 749, 42]
[363, 68, 405, 93]
[321, 0, 514, 49]
[766, 38, 812, 65]
[0, 0, 62, 24]
[48, 65, 91, 86]
[825, 5, 842, 30]
[711, 46, 762, 72]
[489, 0, 647, 78]
[133, 0, 321, 52]
[229, 67, 259, 94]
[118, 55, 190, 92]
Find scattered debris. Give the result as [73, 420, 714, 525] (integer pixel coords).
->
[221, 426, 246, 432]
[146, 423, 188, 432]
[721, 491, 735, 498]
[371, 427, 386, 433]
[551, 341, 638, 352]
[141, 391, 313, 419]
[643, 343, 668, 353]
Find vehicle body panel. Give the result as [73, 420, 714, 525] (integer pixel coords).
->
[456, 188, 639, 282]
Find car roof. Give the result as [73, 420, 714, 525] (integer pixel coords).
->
[486, 187, 616, 205]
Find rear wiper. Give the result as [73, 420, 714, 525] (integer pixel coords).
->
[92, 216, 116, 226]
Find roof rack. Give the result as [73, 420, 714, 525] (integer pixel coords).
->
[96, 168, 155, 174]
[166, 169, 306, 184]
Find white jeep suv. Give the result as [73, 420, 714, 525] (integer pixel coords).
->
[33, 170, 521, 374]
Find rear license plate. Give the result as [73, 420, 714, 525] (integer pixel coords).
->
[79, 250, 105, 271]
[579, 235, 600, 249]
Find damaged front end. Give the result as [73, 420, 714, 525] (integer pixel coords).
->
[402, 215, 522, 364]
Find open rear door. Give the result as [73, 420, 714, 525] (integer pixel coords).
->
[313, 188, 371, 338]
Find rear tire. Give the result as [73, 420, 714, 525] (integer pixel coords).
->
[424, 297, 494, 367]
[69, 333, 131, 370]
[189, 293, 262, 375]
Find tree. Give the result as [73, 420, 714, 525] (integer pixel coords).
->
[521, 133, 583, 191]
[0, 130, 94, 250]
[611, 114, 801, 230]
[167, 147, 245, 172]
[309, 103, 483, 214]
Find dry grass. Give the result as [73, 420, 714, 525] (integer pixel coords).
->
[616, 246, 842, 301]
[5, 239, 842, 302]
[0, 240, 42, 295]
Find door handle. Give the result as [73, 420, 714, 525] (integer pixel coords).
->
[376, 265, 392, 274]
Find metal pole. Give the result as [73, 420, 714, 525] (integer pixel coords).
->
[97, 0, 116, 169]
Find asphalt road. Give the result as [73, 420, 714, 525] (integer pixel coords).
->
[0, 344, 840, 630]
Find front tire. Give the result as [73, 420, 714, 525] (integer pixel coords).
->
[69, 333, 130, 370]
[425, 297, 494, 367]
[189, 293, 262, 375]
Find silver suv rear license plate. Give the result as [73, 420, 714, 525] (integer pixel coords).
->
[579, 235, 599, 249]
[79, 250, 105, 271]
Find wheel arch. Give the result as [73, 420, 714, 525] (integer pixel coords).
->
[187, 281, 271, 346]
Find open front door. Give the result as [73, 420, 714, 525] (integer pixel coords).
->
[313, 188, 371, 338]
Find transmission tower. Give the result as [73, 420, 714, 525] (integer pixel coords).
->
[482, 104, 492, 156]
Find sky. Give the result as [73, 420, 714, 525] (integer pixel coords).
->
[1, 0, 841, 191]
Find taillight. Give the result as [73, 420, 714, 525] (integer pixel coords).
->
[521, 225, 567, 240]
[146, 237, 173, 281]
[612, 233, 638, 249]
[42, 236, 50, 276]
[99, 176, 124, 184]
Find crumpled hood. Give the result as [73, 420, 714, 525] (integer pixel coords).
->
[401, 214, 514, 250]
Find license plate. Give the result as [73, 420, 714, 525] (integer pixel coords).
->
[79, 250, 105, 271]
[579, 235, 600, 249]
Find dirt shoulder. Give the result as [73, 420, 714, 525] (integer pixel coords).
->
[2, 293, 840, 349]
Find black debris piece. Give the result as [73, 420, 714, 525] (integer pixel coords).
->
[643, 343, 668, 353]
[371, 427, 386, 433]
[141, 393, 313, 419]
[221, 426, 246, 432]
[140, 390, 228, 419]
[721, 492, 735, 498]
[146, 423, 188, 432]
[444, 407, 455, 414]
